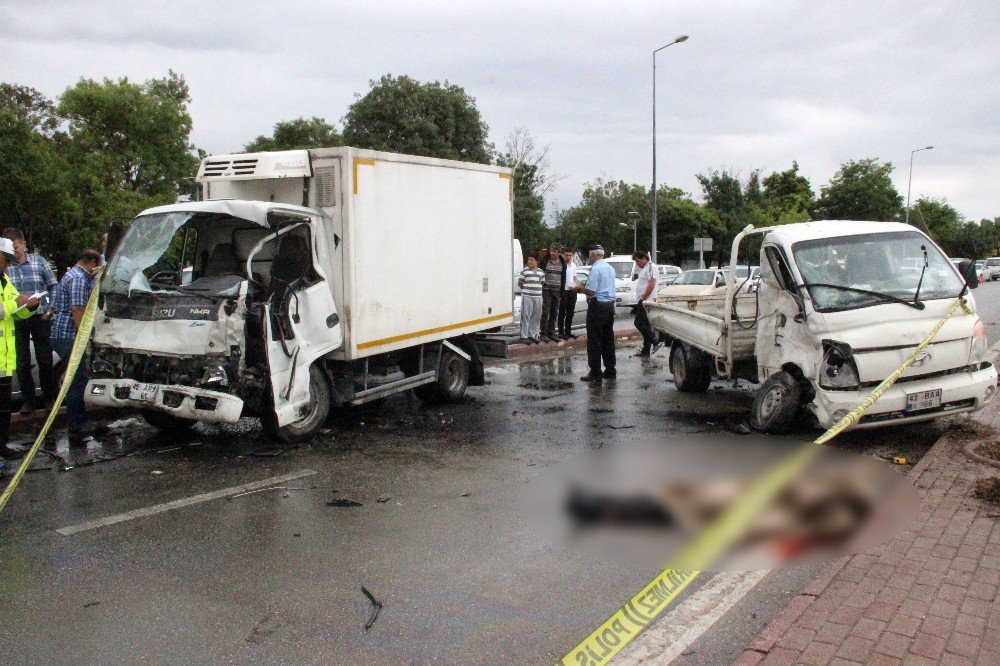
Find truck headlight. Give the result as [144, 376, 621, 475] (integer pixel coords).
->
[90, 384, 106, 395]
[970, 319, 989, 365]
[819, 342, 860, 390]
[201, 365, 229, 387]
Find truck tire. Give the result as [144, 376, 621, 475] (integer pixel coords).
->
[750, 371, 801, 434]
[141, 410, 196, 433]
[414, 348, 469, 404]
[262, 364, 331, 443]
[670, 343, 711, 393]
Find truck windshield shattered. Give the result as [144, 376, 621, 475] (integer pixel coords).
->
[792, 230, 964, 312]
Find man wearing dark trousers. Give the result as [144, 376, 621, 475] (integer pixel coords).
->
[538, 244, 566, 342]
[3, 228, 58, 412]
[558, 249, 578, 339]
[575, 245, 617, 381]
[631, 250, 661, 357]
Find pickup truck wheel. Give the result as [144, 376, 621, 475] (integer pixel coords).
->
[141, 410, 196, 433]
[262, 365, 331, 443]
[670, 343, 711, 393]
[415, 349, 469, 404]
[750, 371, 801, 434]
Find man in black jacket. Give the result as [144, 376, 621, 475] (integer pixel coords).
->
[538, 244, 567, 342]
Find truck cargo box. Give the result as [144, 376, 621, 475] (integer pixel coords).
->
[198, 147, 515, 360]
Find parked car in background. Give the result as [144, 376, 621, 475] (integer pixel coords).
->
[657, 264, 683, 285]
[984, 257, 1000, 281]
[975, 260, 988, 282]
[604, 255, 638, 305]
[656, 268, 729, 298]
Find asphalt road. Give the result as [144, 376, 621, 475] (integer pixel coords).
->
[1, 285, 997, 664]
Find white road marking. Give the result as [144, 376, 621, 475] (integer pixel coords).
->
[56, 469, 318, 536]
[614, 569, 770, 665]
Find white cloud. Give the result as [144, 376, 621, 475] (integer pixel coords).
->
[1, 0, 997, 219]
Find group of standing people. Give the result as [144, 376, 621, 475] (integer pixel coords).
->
[518, 244, 580, 344]
[0, 228, 103, 463]
[518, 244, 662, 384]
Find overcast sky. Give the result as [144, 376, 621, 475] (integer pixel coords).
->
[3, 1, 998, 221]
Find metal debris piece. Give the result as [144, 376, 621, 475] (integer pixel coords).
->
[327, 498, 362, 507]
[83, 601, 100, 608]
[607, 424, 636, 430]
[150, 469, 163, 476]
[361, 586, 382, 631]
[376, 496, 391, 503]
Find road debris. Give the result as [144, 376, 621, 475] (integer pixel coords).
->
[150, 469, 163, 476]
[327, 498, 362, 507]
[376, 496, 391, 503]
[83, 601, 100, 608]
[607, 424, 636, 430]
[361, 586, 382, 631]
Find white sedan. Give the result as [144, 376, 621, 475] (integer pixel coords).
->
[656, 269, 729, 298]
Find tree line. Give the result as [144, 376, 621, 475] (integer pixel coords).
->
[2, 71, 997, 272]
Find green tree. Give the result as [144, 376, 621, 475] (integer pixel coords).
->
[0, 83, 59, 134]
[342, 74, 492, 163]
[54, 71, 200, 260]
[244, 116, 343, 152]
[697, 169, 748, 264]
[812, 158, 903, 221]
[762, 161, 814, 224]
[59, 70, 198, 197]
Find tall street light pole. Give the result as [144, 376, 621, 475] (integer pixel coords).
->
[904, 145, 933, 226]
[651, 34, 688, 265]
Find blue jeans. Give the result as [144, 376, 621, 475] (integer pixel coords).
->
[51, 337, 89, 431]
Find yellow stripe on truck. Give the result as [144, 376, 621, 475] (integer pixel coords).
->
[352, 157, 376, 194]
[499, 172, 513, 200]
[357, 312, 513, 350]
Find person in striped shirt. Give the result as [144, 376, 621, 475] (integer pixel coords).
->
[518, 255, 544, 344]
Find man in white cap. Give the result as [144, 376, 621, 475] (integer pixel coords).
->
[0, 237, 41, 462]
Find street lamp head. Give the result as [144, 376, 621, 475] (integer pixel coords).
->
[619, 223, 629, 228]
[674, 35, 689, 43]
[924, 145, 933, 150]
[627, 211, 642, 220]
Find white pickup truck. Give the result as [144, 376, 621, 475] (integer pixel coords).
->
[646, 221, 997, 433]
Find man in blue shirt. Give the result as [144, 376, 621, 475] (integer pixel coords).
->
[574, 244, 617, 381]
[2, 228, 59, 412]
[51, 249, 101, 444]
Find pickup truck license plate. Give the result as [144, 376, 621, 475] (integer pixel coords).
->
[129, 382, 159, 403]
[906, 388, 942, 412]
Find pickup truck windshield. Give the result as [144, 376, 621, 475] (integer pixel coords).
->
[792, 231, 962, 312]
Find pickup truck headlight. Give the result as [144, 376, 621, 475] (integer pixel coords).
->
[970, 319, 989, 364]
[201, 365, 230, 387]
[819, 342, 860, 390]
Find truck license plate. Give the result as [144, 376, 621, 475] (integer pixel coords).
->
[129, 382, 159, 403]
[906, 388, 941, 412]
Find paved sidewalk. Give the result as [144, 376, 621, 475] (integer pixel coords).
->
[737, 400, 1000, 664]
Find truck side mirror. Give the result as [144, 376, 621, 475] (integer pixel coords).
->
[957, 260, 979, 290]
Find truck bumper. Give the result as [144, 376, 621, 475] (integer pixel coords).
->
[812, 363, 998, 430]
[85, 379, 244, 424]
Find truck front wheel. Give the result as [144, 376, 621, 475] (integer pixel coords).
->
[750, 371, 801, 434]
[415, 349, 469, 404]
[262, 364, 331, 443]
[670, 343, 711, 393]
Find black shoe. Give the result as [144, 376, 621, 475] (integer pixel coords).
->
[67, 432, 90, 448]
[517, 337, 532, 344]
[566, 333, 578, 339]
[530, 337, 541, 344]
[69, 423, 110, 438]
[602, 369, 617, 379]
[634, 349, 651, 358]
[580, 373, 603, 382]
[18, 401, 36, 415]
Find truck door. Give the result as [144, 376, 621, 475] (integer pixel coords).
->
[756, 245, 805, 379]
[254, 222, 342, 426]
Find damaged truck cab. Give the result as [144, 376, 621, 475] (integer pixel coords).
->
[86, 148, 515, 441]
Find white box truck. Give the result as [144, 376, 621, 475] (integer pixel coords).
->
[86, 148, 514, 441]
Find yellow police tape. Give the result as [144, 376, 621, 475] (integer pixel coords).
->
[0, 270, 103, 515]
[557, 295, 973, 665]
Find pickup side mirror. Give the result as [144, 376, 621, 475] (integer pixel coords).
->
[957, 260, 979, 290]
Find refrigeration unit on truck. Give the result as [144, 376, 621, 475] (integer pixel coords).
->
[86, 148, 514, 442]
[645, 221, 997, 433]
